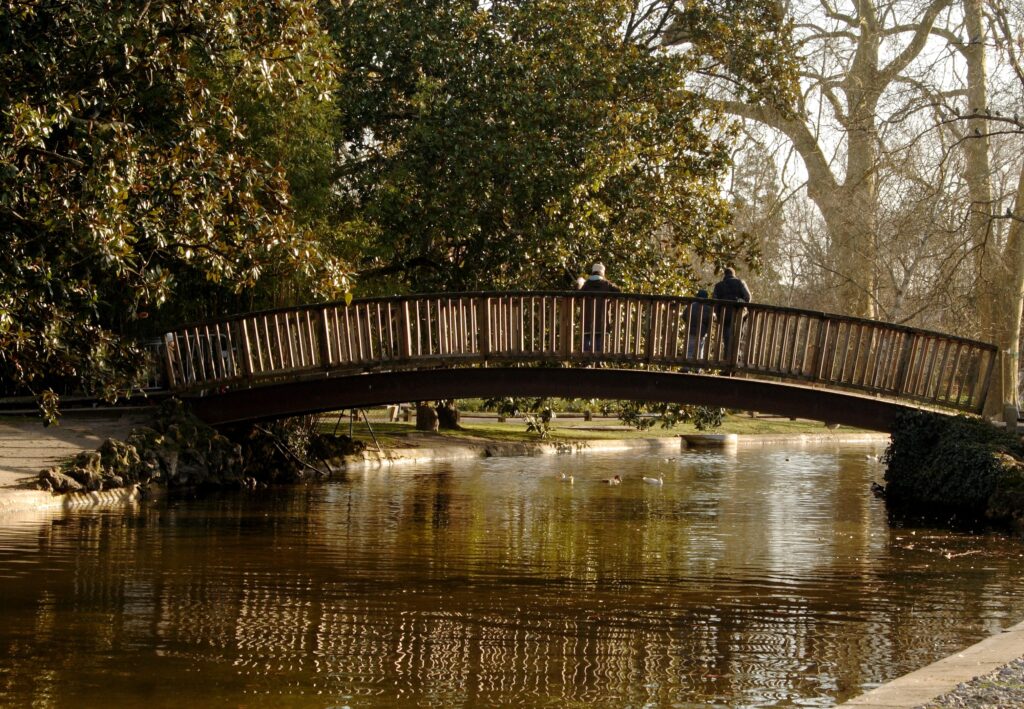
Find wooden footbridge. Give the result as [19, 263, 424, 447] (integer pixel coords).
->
[159, 292, 997, 431]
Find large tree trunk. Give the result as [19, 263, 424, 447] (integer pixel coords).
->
[992, 163, 1024, 420]
[958, 0, 1002, 416]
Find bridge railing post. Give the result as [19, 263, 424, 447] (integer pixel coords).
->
[559, 296, 575, 359]
[895, 332, 917, 396]
[318, 307, 333, 369]
[643, 299, 657, 363]
[476, 297, 490, 359]
[399, 301, 413, 361]
[237, 319, 255, 380]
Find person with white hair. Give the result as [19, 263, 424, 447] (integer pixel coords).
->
[579, 262, 620, 354]
[712, 266, 752, 364]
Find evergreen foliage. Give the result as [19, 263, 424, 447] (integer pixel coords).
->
[885, 411, 1024, 528]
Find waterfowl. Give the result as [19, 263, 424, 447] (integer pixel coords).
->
[602, 475, 622, 485]
[642, 476, 664, 485]
[559, 473, 574, 484]
[865, 454, 880, 463]
[870, 481, 886, 499]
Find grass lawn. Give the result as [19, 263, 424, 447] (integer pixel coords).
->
[332, 413, 865, 448]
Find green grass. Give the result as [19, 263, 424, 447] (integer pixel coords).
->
[334, 414, 866, 448]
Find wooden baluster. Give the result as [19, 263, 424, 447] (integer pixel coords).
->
[338, 306, 350, 364]
[383, 302, 394, 359]
[747, 310, 761, 370]
[917, 338, 940, 399]
[895, 332, 918, 395]
[973, 347, 997, 412]
[475, 297, 488, 358]
[643, 300, 656, 363]
[398, 301, 413, 360]
[318, 307, 332, 368]
[162, 334, 179, 389]
[558, 296, 573, 358]
[787, 315, 802, 376]
[516, 296, 525, 353]
[291, 313, 303, 368]
[930, 339, 952, 402]
[811, 318, 830, 381]
[941, 342, 964, 403]
[236, 320, 253, 379]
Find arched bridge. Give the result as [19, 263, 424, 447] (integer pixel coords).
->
[160, 292, 997, 431]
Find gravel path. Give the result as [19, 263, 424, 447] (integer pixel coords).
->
[917, 657, 1024, 708]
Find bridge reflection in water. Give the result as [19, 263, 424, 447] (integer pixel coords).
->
[1, 451, 1022, 706]
[160, 292, 996, 428]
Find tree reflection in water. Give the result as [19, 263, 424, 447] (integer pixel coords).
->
[0, 446, 1022, 707]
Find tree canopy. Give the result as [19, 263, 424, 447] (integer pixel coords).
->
[329, 0, 750, 293]
[1, 0, 799, 419]
[1, 0, 346, 418]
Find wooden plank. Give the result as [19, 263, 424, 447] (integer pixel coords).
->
[919, 337, 941, 400]
[931, 339, 952, 402]
[942, 342, 964, 403]
[559, 296, 574, 358]
[811, 318, 829, 381]
[973, 347, 997, 412]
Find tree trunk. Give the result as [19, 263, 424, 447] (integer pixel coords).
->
[436, 399, 462, 430]
[415, 403, 439, 432]
[957, 0, 1003, 416]
[992, 162, 1024, 420]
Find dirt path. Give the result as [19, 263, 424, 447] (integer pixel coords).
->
[0, 413, 146, 489]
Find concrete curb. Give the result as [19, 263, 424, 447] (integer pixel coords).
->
[838, 621, 1024, 708]
[340, 432, 889, 468]
[341, 436, 685, 468]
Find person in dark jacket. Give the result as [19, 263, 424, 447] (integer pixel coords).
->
[712, 268, 751, 360]
[580, 262, 620, 354]
[685, 288, 713, 360]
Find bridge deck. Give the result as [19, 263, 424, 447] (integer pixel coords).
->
[160, 292, 997, 421]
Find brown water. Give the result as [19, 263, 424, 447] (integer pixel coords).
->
[1, 445, 1023, 708]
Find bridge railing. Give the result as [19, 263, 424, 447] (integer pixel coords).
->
[161, 292, 997, 414]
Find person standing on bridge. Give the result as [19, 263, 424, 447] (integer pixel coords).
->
[712, 267, 751, 363]
[580, 262, 620, 354]
[685, 288, 713, 361]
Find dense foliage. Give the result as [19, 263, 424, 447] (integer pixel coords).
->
[1, 0, 346, 419]
[884, 411, 1024, 528]
[2, 0, 798, 420]
[328, 0, 748, 293]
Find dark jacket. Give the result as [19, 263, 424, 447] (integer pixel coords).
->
[686, 299, 714, 336]
[712, 276, 751, 303]
[580, 277, 621, 333]
[580, 277, 621, 294]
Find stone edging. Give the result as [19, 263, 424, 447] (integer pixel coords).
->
[838, 620, 1024, 708]
[340, 432, 890, 468]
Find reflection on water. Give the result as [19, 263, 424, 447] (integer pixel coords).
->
[1, 445, 1023, 707]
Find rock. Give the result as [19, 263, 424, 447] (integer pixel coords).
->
[37, 468, 84, 494]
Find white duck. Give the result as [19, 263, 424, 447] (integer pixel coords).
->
[642, 475, 664, 485]
[559, 473, 574, 484]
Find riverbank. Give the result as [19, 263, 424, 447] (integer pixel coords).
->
[0, 410, 888, 516]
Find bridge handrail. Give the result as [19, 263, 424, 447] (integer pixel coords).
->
[160, 292, 997, 415]
[168, 290, 995, 350]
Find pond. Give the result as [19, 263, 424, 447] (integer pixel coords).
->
[1, 444, 1022, 707]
